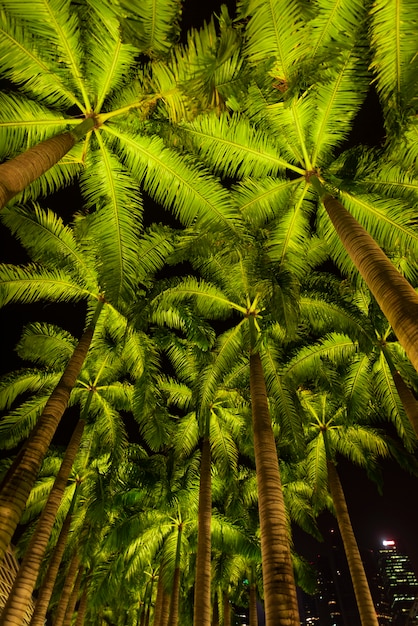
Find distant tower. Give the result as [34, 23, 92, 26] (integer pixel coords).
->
[378, 539, 418, 625]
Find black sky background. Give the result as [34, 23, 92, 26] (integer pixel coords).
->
[1, 0, 418, 581]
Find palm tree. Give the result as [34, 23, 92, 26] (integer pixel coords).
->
[300, 390, 391, 626]
[155, 240, 306, 624]
[0, 0, 238, 246]
[0, 200, 174, 560]
[168, 0, 418, 371]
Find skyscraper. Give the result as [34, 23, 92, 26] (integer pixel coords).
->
[377, 539, 418, 625]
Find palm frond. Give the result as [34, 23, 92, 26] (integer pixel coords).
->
[0, 93, 70, 160]
[283, 333, 357, 386]
[233, 176, 303, 226]
[0, 369, 57, 410]
[115, 0, 181, 56]
[103, 124, 239, 231]
[172, 412, 199, 459]
[308, 0, 369, 60]
[0, 9, 83, 109]
[0, 263, 94, 307]
[261, 342, 304, 449]
[0, 395, 49, 448]
[309, 50, 368, 165]
[84, 20, 138, 113]
[176, 113, 301, 180]
[79, 142, 143, 304]
[369, 0, 418, 131]
[1, 205, 99, 289]
[240, 0, 311, 82]
[16, 321, 76, 367]
[210, 409, 239, 475]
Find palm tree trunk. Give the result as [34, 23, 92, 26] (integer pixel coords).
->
[249, 351, 300, 626]
[223, 591, 231, 626]
[390, 370, 418, 439]
[193, 436, 212, 626]
[327, 460, 379, 626]
[0, 297, 104, 562]
[0, 418, 85, 626]
[62, 565, 83, 626]
[30, 494, 77, 626]
[74, 584, 88, 626]
[311, 178, 418, 374]
[153, 565, 165, 626]
[0, 118, 95, 210]
[53, 554, 80, 626]
[249, 583, 258, 626]
[168, 524, 183, 626]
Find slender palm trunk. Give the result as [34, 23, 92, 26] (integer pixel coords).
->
[249, 583, 258, 626]
[0, 118, 95, 210]
[0, 418, 85, 626]
[193, 436, 212, 626]
[74, 585, 88, 626]
[389, 369, 418, 439]
[53, 554, 80, 626]
[327, 460, 378, 626]
[0, 298, 104, 562]
[168, 524, 182, 626]
[62, 565, 83, 626]
[223, 591, 231, 626]
[311, 179, 418, 374]
[212, 594, 219, 626]
[30, 496, 77, 626]
[153, 565, 166, 626]
[249, 351, 299, 626]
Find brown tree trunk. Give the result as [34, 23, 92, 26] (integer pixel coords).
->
[327, 460, 379, 626]
[0, 118, 95, 210]
[223, 591, 231, 626]
[153, 565, 165, 626]
[0, 419, 85, 626]
[74, 584, 88, 626]
[193, 436, 212, 626]
[30, 500, 76, 626]
[250, 351, 299, 626]
[62, 565, 83, 626]
[318, 188, 418, 375]
[391, 370, 418, 438]
[249, 583, 258, 626]
[168, 524, 182, 626]
[53, 554, 80, 626]
[0, 298, 104, 562]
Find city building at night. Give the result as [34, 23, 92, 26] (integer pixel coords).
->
[378, 539, 418, 625]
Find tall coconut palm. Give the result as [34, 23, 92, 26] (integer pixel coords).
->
[299, 390, 392, 626]
[0, 203, 174, 560]
[167, 0, 418, 372]
[0, 0, 238, 246]
[155, 240, 308, 625]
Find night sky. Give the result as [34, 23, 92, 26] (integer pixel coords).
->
[1, 0, 418, 585]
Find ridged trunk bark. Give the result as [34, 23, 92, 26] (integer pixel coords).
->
[193, 437, 212, 626]
[250, 352, 299, 626]
[74, 585, 88, 626]
[29, 502, 75, 626]
[0, 118, 95, 210]
[168, 524, 182, 626]
[61, 565, 83, 626]
[249, 583, 258, 626]
[0, 419, 85, 626]
[319, 189, 418, 374]
[52, 553, 80, 626]
[223, 591, 231, 626]
[0, 298, 103, 562]
[392, 370, 418, 438]
[327, 461, 378, 626]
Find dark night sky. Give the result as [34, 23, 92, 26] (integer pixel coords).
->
[1, 0, 418, 584]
